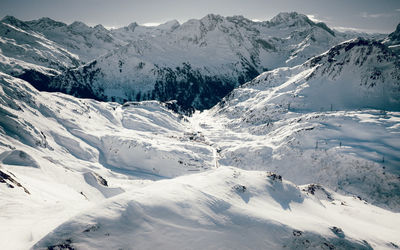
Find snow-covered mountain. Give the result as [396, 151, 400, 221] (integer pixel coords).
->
[1, 13, 391, 110]
[36, 12, 377, 109]
[219, 38, 400, 113]
[1, 71, 399, 249]
[24, 18, 126, 62]
[193, 37, 400, 210]
[1, 11, 400, 250]
[383, 23, 400, 54]
[0, 15, 183, 71]
[0, 16, 81, 75]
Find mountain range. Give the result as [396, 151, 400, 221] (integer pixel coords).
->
[0, 12, 389, 109]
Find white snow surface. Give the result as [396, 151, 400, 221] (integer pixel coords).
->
[34, 167, 399, 250]
[0, 17, 80, 72]
[0, 14, 399, 250]
[0, 71, 218, 249]
[194, 38, 400, 211]
[0, 55, 400, 249]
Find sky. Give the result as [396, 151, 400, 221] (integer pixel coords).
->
[0, 0, 399, 33]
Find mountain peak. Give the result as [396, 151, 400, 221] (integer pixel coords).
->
[68, 21, 90, 30]
[26, 17, 67, 29]
[201, 13, 224, 24]
[330, 37, 388, 56]
[1, 15, 20, 23]
[307, 37, 391, 67]
[226, 15, 254, 25]
[269, 12, 335, 36]
[303, 37, 400, 104]
[1, 15, 30, 29]
[157, 20, 180, 31]
[126, 22, 138, 31]
[388, 23, 400, 41]
[94, 24, 107, 31]
[269, 12, 311, 25]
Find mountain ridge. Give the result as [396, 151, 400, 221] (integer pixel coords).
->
[1, 13, 393, 111]
[18, 12, 380, 110]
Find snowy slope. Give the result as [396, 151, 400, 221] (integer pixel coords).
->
[0, 47, 399, 249]
[0, 15, 179, 69]
[225, 38, 400, 113]
[0, 72, 215, 177]
[191, 38, 400, 211]
[383, 23, 400, 54]
[0, 72, 216, 249]
[33, 167, 400, 250]
[0, 16, 81, 73]
[25, 18, 126, 62]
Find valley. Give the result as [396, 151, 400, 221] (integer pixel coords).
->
[0, 11, 399, 250]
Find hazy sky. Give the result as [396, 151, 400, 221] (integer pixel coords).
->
[1, 0, 399, 33]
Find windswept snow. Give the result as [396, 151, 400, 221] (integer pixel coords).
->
[192, 38, 400, 211]
[0, 72, 215, 249]
[0, 13, 399, 250]
[33, 167, 399, 250]
[0, 58, 400, 249]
